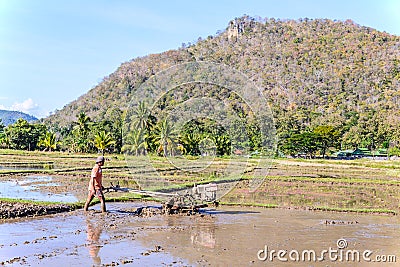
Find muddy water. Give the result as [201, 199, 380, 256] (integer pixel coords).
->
[0, 203, 399, 266]
[0, 176, 78, 203]
[0, 203, 189, 266]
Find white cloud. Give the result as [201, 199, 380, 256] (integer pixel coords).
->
[10, 98, 39, 115]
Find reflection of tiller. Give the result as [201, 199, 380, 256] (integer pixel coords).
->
[191, 226, 216, 249]
[104, 182, 218, 214]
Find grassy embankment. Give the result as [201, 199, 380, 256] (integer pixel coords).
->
[0, 149, 399, 215]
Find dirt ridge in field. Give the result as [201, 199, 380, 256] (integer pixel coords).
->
[0, 201, 73, 219]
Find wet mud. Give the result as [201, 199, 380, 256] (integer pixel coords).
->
[0, 202, 399, 266]
[0, 201, 72, 219]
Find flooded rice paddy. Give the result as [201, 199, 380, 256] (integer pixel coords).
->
[0, 202, 399, 266]
[0, 155, 399, 266]
[0, 163, 54, 171]
[0, 175, 78, 203]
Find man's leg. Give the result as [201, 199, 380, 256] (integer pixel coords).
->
[84, 193, 94, 211]
[100, 192, 106, 212]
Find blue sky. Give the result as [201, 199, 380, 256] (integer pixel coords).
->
[1, 0, 399, 118]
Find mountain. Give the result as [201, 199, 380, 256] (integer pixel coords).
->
[44, 16, 400, 148]
[0, 110, 38, 126]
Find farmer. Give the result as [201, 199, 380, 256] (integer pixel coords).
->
[84, 156, 106, 212]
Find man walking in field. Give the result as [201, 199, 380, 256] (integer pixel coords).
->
[84, 156, 106, 212]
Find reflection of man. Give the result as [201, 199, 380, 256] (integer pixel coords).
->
[84, 156, 106, 212]
[86, 218, 103, 266]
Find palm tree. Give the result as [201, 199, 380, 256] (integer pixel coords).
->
[180, 132, 202, 155]
[132, 101, 151, 130]
[72, 112, 92, 152]
[153, 118, 178, 156]
[122, 128, 147, 156]
[38, 131, 58, 152]
[210, 131, 231, 156]
[74, 112, 91, 135]
[94, 131, 116, 155]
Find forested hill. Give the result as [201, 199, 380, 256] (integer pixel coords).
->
[0, 110, 38, 126]
[45, 16, 400, 150]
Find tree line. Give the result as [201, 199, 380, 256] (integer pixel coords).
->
[0, 104, 237, 156]
[1, 104, 399, 158]
[0, 115, 116, 155]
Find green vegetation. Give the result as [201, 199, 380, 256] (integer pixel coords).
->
[311, 206, 397, 215]
[1, 118, 46, 150]
[219, 202, 278, 208]
[0, 197, 69, 206]
[0, 108, 238, 157]
[280, 125, 341, 158]
[38, 131, 59, 152]
[94, 131, 116, 155]
[41, 16, 400, 157]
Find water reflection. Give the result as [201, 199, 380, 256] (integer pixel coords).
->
[187, 209, 259, 249]
[86, 217, 104, 266]
[164, 212, 217, 249]
[190, 223, 216, 248]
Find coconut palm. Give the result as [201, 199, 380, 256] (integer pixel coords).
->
[72, 112, 92, 152]
[132, 101, 151, 130]
[38, 131, 59, 152]
[94, 131, 116, 155]
[122, 128, 147, 156]
[179, 132, 202, 155]
[211, 132, 231, 156]
[74, 112, 91, 135]
[152, 118, 178, 156]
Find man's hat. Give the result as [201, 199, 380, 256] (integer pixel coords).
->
[96, 156, 105, 163]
